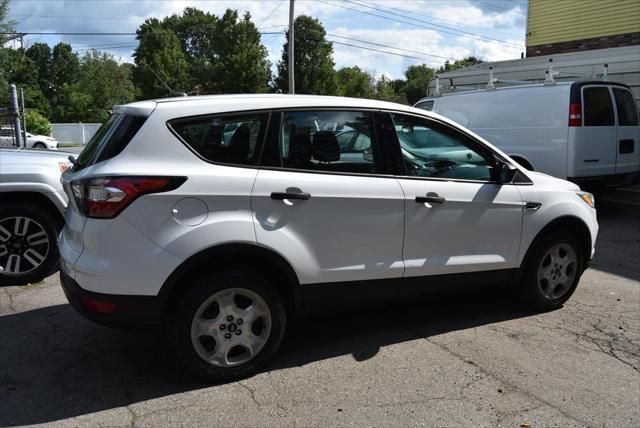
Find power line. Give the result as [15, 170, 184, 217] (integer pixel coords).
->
[354, 0, 524, 39]
[325, 32, 453, 61]
[256, 0, 286, 28]
[1, 31, 283, 36]
[338, 0, 524, 48]
[329, 40, 433, 62]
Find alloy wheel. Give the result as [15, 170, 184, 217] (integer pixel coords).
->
[0, 216, 50, 276]
[536, 243, 577, 300]
[191, 287, 272, 367]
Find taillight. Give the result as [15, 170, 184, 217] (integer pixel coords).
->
[569, 103, 582, 126]
[71, 176, 186, 219]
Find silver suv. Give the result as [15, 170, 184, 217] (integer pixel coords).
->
[59, 95, 598, 381]
[0, 148, 69, 284]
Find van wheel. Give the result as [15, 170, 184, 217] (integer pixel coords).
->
[521, 233, 584, 310]
[0, 204, 61, 286]
[168, 271, 286, 381]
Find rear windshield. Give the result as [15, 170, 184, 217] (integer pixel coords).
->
[75, 113, 146, 170]
[583, 87, 614, 126]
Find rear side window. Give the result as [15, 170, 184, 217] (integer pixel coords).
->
[277, 110, 379, 175]
[76, 113, 146, 170]
[613, 88, 639, 126]
[583, 87, 614, 126]
[169, 113, 268, 166]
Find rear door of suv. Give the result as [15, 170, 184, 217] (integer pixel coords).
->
[251, 109, 405, 286]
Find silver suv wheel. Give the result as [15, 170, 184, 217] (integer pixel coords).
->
[0, 216, 50, 276]
[191, 287, 272, 367]
[536, 243, 578, 300]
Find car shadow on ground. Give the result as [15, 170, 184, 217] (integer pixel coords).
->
[1, 202, 636, 426]
[590, 202, 640, 281]
[0, 284, 535, 426]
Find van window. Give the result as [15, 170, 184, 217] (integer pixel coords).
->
[75, 113, 147, 171]
[170, 113, 268, 166]
[583, 87, 614, 126]
[414, 100, 434, 111]
[613, 88, 639, 126]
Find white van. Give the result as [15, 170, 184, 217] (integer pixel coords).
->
[415, 81, 640, 188]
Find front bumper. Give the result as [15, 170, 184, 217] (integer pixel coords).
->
[60, 269, 164, 328]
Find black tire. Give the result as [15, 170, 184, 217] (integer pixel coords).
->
[168, 271, 287, 381]
[0, 203, 62, 286]
[33, 142, 46, 149]
[521, 232, 585, 311]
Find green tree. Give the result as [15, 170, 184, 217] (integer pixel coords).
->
[402, 64, 435, 105]
[25, 42, 53, 98]
[438, 56, 482, 73]
[0, 0, 16, 45]
[210, 10, 271, 94]
[133, 20, 191, 99]
[0, 47, 50, 114]
[58, 51, 136, 122]
[336, 66, 374, 99]
[25, 110, 52, 136]
[134, 7, 271, 97]
[49, 43, 81, 121]
[276, 15, 337, 95]
[374, 75, 407, 104]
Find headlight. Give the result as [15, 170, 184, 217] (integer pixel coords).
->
[577, 191, 595, 209]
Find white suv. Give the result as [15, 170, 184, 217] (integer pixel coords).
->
[59, 95, 598, 380]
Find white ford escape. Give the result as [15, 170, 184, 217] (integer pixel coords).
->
[59, 94, 598, 380]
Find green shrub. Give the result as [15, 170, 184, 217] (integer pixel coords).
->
[25, 110, 52, 136]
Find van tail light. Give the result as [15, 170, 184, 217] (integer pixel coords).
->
[71, 176, 186, 219]
[569, 103, 582, 126]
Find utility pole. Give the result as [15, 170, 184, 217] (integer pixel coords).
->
[21, 87, 27, 145]
[8, 84, 24, 148]
[288, 0, 295, 94]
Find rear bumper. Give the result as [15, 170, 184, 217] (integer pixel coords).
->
[569, 172, 639, 189]
[60, 269, 164, 328]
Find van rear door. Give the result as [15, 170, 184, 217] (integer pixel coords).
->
[571, 85, 617, 178]
[612, 87, 640, 175]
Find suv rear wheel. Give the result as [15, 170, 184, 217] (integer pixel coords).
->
[521, 233, 584, 310]
[0, 204, 61, 286]
[168, 271, 286, 381]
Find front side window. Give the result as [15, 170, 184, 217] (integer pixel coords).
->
[391, 113, 494, 181]
[613, 87, 639, 126]
[583, 87, 614, 126]
[279, 110, 378, 174]
[170, 113, 268, 166]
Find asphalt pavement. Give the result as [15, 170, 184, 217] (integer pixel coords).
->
[0, 202, 638, 427]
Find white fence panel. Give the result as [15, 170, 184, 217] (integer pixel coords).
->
[51, 123, 102, 145]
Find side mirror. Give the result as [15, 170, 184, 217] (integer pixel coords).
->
[496, 159, 518, 184]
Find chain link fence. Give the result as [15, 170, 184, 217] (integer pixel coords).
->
[0, 108, 20, 148]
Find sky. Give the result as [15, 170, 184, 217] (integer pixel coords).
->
[7, 0, 528, 79]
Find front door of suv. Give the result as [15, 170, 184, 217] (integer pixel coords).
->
[251, 110, 405, 285]
[384, 112, 524, 278]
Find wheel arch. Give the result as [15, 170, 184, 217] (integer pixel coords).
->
[159, 243, 302, 321]
[521, 215, 592, 273]
[0, 191, 65, 227]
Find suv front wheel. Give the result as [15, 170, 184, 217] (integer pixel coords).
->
[168, 271, 287, 381]
[522, 233, 585, 310]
